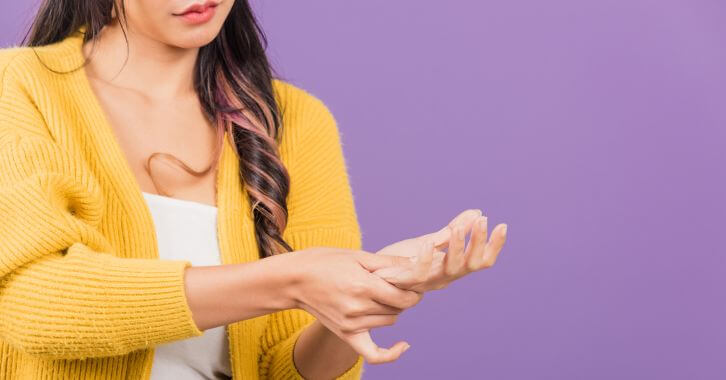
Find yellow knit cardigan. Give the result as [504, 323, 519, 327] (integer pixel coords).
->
[0, 27, 364, 379]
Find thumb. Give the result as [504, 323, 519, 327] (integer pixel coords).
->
[355, 251, 413, 272]
[346, 331, 410, 365]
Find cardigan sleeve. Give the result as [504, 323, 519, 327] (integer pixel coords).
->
[0, 70, 204, 360]
[258, 82, 365, 379]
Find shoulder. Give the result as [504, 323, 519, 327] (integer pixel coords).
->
[272, 79, 325, 109]
[272, 79, 352, 183]
[0, 42, 75, 141]
[0, 34, 82, 100]
[272, 79, 343, 150]
[272, 81, 359, 235]
[0, 45, 36, 99]
[272, 79, 338, 127]
[0, 46, 48, 131]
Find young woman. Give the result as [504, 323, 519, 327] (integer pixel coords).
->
[0, 1, 508, 379]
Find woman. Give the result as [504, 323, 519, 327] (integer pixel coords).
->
[0, 0, 508, 379]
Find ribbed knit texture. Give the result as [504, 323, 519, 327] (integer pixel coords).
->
[0, 27, 364, 379]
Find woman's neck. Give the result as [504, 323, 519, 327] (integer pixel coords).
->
[82, 20, 200, 101]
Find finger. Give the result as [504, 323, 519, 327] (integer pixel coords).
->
[423, 251, 446, 281]
[376, 243, 440, 290]
[375, 240, 432, 281]
[465, 215, 489, 271]
[443, 223, 467, 277]
[430, 251, 446, 273]
[413, 240, 435, 282]
[346, 331, 410, 365]
[448, 209, 482, 231]
[317, 313, 405, 365]
[406, 242, 436, 291]
[349, 300, 404, 317]
[342, 314, 399, 333]
[356, 251, 414, 272]
[411, 250, 448, 292]
[420, 225, 453, 251]
[370, 301, 405, 315]
[384, 240, 435, 287]
[372, 265, 413, 282]
[435, 209, 482, 249]
[419, 209, 480, 250]
[479, 223, 508, 270]
[367, 274, 422, 309]
[453, 209, 483, 229]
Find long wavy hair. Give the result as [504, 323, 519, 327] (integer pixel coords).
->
[23, 0, 294, 258]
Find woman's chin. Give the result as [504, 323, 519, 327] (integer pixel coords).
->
[167, 28, 222, 49]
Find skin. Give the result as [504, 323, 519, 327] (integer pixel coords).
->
[82, 1, 509, 378]
[328, 209, 509, 361]
[374, 209, 509, 293]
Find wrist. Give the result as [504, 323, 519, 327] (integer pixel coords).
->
[258, 251, 305, 310]
[295, 320, 360, 378]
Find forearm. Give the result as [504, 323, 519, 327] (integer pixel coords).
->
[294, 320, 360, 380]
[184, 252, 298, 331]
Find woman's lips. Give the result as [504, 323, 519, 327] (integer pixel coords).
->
[173, 1, 218, 24]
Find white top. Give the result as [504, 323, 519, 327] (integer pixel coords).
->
[143, 191, 233, 380]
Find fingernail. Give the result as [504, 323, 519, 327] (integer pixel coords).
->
[502, 224, 508, 235]
[403, 344, 411, 353]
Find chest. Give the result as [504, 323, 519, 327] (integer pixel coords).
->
[89, 80, 220, 206]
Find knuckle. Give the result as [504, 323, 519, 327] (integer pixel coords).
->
[339, 319, 357, 333]
[443, 265, 457, 277]
[348, 281, 368, 297]
[405, 293, 421, 307]
[417, 271, 429, 282]
[344, 302, 365, 317]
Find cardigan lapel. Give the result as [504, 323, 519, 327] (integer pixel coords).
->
[216, 132, 270, 379]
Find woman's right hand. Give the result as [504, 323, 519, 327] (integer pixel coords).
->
[285, 247, 423, 363]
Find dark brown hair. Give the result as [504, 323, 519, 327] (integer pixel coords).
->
[23, 0, 294, 258]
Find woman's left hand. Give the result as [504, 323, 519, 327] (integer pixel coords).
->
[373, 209, 508, 293]
[323, 209, 508, 364]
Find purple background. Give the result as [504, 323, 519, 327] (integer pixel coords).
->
[3, 1, 725, 379]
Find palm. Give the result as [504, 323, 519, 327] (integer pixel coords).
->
[373, 209, 507, 293]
